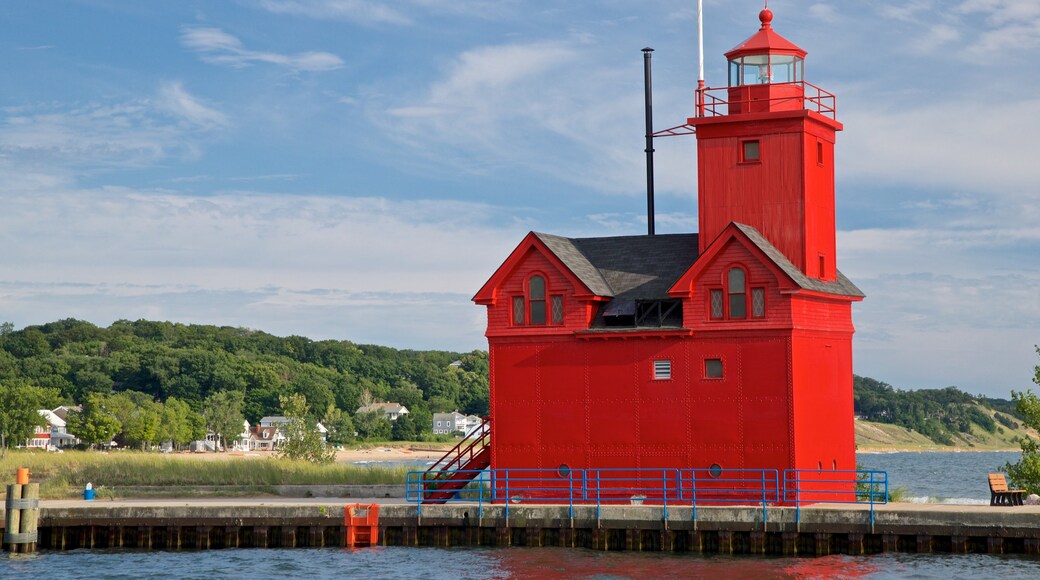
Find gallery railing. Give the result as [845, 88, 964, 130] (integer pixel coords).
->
[407, 467, 887, 526]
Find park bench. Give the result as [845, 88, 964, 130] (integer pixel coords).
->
[988, 473, 1026, 506]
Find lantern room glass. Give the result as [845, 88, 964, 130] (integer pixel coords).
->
[729, 55, 803, 86]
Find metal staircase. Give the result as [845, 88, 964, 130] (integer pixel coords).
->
[420, 418, 490, 504]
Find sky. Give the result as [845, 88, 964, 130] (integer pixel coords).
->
[1, 0, 1038, 398]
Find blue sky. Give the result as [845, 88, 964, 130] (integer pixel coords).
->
[1, 0, 1038, 397]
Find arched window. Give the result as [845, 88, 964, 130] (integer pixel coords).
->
[512, 274, 564, 327]
[728, 268, 746, 319]
[529, 275, 546, 325]
[709, 266, 765, 321]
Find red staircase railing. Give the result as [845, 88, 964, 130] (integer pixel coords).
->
[420, 418, 491, 504]
[425, 417, 490, 477]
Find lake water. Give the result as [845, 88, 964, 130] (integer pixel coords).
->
[4, 546, 1040, 579]
[1, 452, 1036, 578]
[856, 451, 1020, 504]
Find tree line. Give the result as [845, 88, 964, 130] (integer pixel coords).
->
[0, 319, 489, 453]
[852, 375, 1017, 445]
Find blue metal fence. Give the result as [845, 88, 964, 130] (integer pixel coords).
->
[782, 469, 888, 526]
[407, 467, 888, 524]
[407, 467, 811, 522]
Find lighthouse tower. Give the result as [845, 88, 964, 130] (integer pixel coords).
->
[690, 7, 842, 281]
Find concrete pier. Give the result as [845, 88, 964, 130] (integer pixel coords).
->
[3, 499, 1040, 555]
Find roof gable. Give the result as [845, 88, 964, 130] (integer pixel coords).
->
[475, 231, 700, 305]
[670, 223, 863, 298]
[473, 232, 600, 305]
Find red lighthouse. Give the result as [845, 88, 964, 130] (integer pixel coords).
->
[460, 7, 862, 501]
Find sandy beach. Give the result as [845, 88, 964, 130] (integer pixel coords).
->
[165, 446, 449, 464]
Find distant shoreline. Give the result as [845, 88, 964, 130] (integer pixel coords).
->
[857, 447, 1019, 454]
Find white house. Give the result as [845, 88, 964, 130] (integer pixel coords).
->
[27, 409, 79, 450]
[433, 412, 483, 436]
[356, 403, 409, 421]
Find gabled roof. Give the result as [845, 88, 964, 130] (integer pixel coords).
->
[533, 232, 700, 301]
[473, 232, 602, 304]
[39, 409, 66, 428]
[357, 402, 409, 415]
[733, 223, 863, 297]
[259, 416, 289, 425]
[670, 223, 863, 298]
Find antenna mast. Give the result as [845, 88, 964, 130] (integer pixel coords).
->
[642, 47, 656, 237]
[696, 0, 705, 116]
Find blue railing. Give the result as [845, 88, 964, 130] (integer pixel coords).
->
[408, 467, 888, 525]
[407, 467, 784, 522]
[782, 469, 888, 527]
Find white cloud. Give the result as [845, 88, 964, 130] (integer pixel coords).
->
[158, 81, 229, 129]
[839, 95, 1040, 200]
[878, 1, 935, 23]
[376, 38, 697, 198]
[254, 0, 518, 24]
[180, 26, 344, 71]
[0, 103, 184, 171]
[0, 187, 534, 349]
[838, 225, 1040, 394]
[0, 187, 526, 294]
[808, 4, 840, 24]
[256, 0, 411, 25]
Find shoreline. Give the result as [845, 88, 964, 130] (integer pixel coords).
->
[162, 447, 448, 464]
[857, 447, 1019, 454]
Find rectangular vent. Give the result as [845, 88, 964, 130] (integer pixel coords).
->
[653, 360, 672, 381]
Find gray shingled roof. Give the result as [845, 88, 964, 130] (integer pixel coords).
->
[733, 223, 864, 298]
[534, 225, 863, 300]
[534, 232, 699, 300]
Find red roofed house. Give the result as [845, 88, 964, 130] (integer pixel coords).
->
[460, 8, 863, 500]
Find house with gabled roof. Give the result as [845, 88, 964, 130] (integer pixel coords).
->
[461, 8, 864, 496]
[28, 408, 80, 450]
[356, 403, 409, 422]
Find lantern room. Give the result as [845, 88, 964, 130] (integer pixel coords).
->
[725, 8, 807, 114]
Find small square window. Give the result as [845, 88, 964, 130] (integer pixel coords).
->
[653, 360, 672, 380]
[705, 359, 723, 379]
[741, 140, 760, 162]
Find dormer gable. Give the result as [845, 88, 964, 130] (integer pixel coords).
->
[474, 232, 608, 335]
[671, 223, 862, 297]
[473, 232, 605, 307]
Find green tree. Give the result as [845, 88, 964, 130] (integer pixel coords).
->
[204, 390, 245, 451]
[354, 410, 391, 441]
[66, 393, 122, 449]
[322, 404, 355, 446]
[0, 379, 60, 457]
[277, 393, 335, 464]
[1004, 347, 1040, 494]
[158, 397, 204, 449]
[390, 412, 420, 441]
[108, 391, 161, 450]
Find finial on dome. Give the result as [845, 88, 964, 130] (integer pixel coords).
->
[759, 6, 774, 30]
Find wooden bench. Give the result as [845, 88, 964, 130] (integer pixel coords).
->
[988, 473, 1026, 506]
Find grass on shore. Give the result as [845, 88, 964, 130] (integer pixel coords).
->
[0, 450, 411, 499]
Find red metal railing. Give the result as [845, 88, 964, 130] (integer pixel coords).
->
[425, 417, 490, 478]
[696, 81, 837, 119]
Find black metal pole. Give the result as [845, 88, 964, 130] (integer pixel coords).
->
[642, 47, 656, 237]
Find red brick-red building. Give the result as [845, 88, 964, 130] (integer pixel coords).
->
[473, 9, 863, 486]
